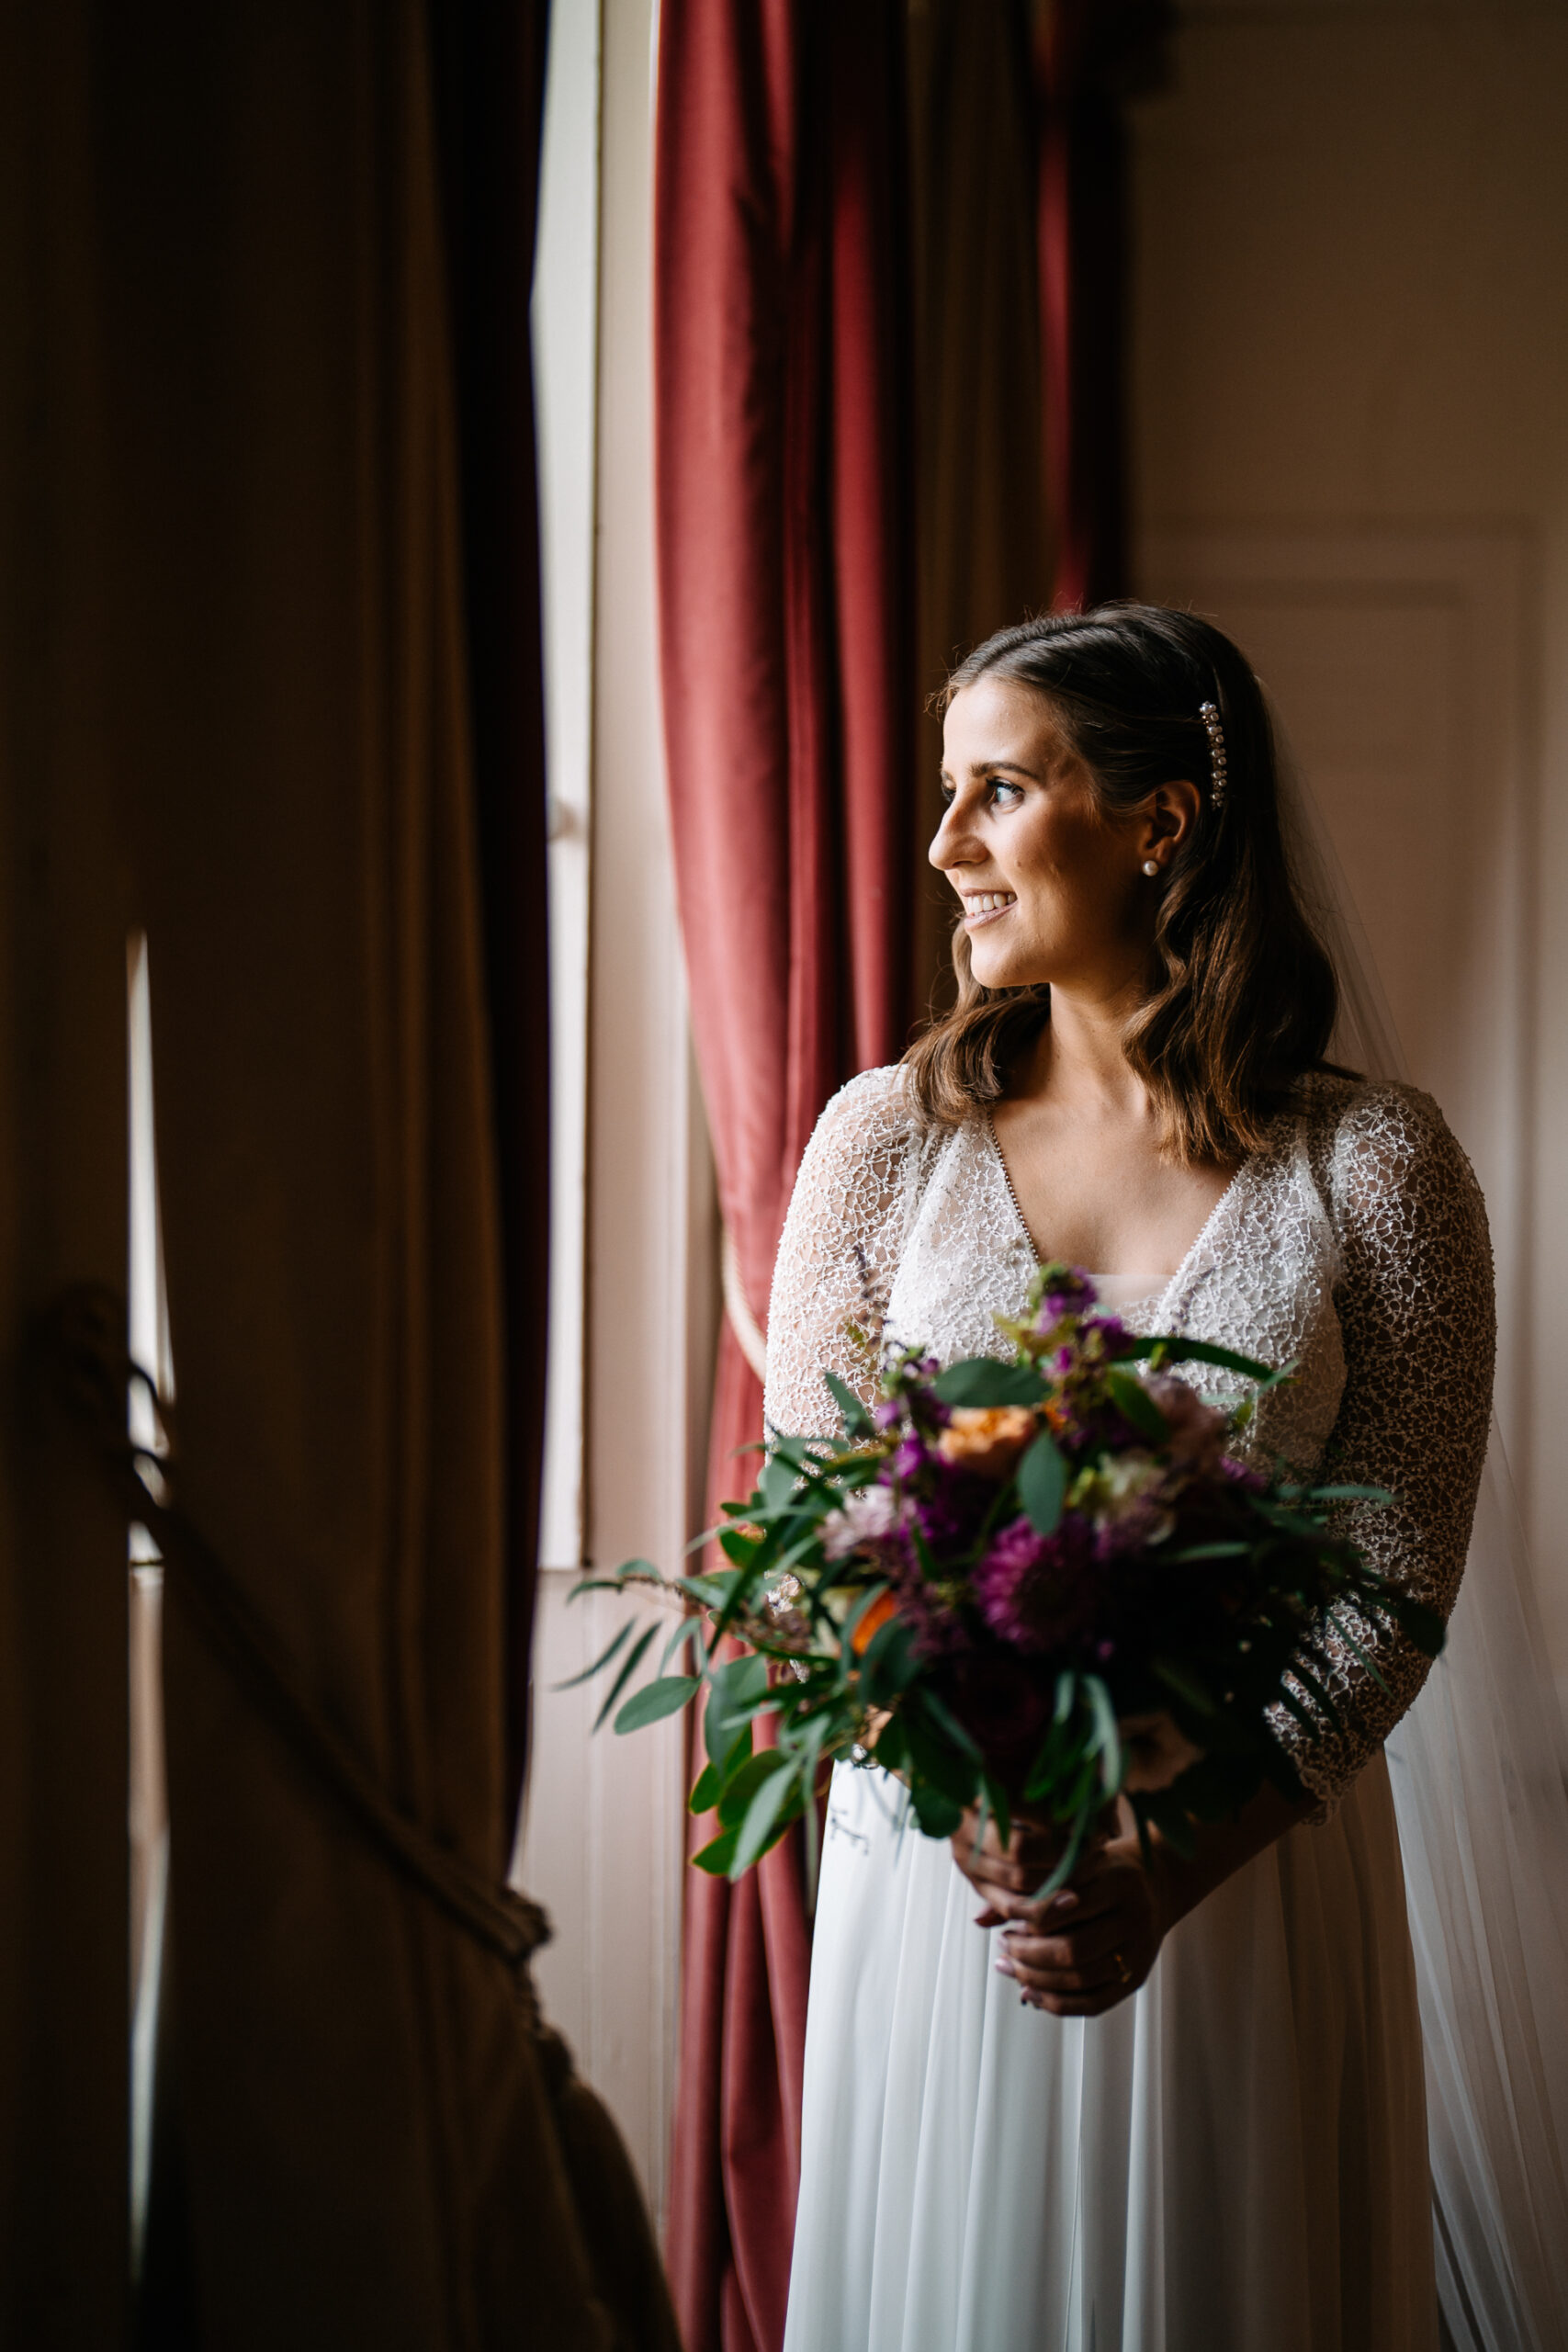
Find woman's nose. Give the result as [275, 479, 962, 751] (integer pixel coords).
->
[930, 798, 977, 873]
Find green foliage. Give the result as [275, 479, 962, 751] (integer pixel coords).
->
[824, 1370, 874, 1440]
[613, 1674, 700, 1733]
[930, 1357, 1045, 1408]
[1105, 1366, 1169, 1443]
[1017, 1428, 1066, 1535]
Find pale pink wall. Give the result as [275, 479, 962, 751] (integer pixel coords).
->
[1131, 0, 1568, 1693]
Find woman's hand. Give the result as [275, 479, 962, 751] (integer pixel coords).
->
[949, 1804, 1075, 1926]
[987, 1833, 1169, 2016]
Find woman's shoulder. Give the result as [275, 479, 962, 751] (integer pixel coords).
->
[1290, 1069, 1487, 1238]
[790, 1063, 924, 1197]
[808, 1062, 928, 1155]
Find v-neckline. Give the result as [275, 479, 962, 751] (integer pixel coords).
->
[980, 1109, 1261, 1319]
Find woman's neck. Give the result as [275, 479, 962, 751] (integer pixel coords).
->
[1016, 979, 1151, 1121]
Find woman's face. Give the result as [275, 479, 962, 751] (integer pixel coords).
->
[931, 676, 1155, 997]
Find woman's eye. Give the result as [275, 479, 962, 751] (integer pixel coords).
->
[989, 779, 1023, 809]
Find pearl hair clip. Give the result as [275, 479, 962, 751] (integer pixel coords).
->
[1199, 701, 1227, 808]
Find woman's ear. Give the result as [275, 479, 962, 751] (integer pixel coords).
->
[1139, 777, 1202, 861]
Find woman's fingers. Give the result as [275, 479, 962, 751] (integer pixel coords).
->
[996, 1918, 1130, 1993]
[992, 1856, 1162, 2012]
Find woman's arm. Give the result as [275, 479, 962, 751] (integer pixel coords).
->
[762, 1066, 921, 1438]
[1271, 1084, 1495, 1810]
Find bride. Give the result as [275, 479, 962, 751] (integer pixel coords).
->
[769, 605, 1495, 2351]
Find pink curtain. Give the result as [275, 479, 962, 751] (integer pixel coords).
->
[653, 6, 918, 2347]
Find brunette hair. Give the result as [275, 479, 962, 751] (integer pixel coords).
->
[905, 604, 1347, 1162]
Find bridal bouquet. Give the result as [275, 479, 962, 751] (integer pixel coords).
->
[571, 1264, 1442, 1892]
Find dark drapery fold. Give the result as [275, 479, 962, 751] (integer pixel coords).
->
[654, 6, 919, 2346]
[427, 0, 553, 1814]
[907, 0, 1053, 997]
[60, 0, 675, 2340]
[1035, 0, 1172, 612]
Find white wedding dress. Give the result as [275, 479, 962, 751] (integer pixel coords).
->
[769, 1064, 1495, 2352]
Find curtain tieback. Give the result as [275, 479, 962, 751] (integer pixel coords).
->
[720, 1224, 768, 1385]
[37, 1282, 551, 1984]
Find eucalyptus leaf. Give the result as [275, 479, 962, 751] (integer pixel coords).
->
[824, 1370, 874, 1440]
[1018, 1428, 1066, 1535]
[716, 1747, 790, 1828]
[660, 1616, 704, 1675]
[592, 1622, 659, 1732]
[930, 1358, 1045, 1408]
[760, 1452, 800, 1513]
[920, 1687, 982, 1762]
[1083, 1674, 1122, 1795]
[1116, 1334, 1280, 1383]
[908, 1781, 964, 1839]
[687, 1759, 722, 1815]
[1150, 1656, 1217, 1718]
[1392, 1594, 1446, 1657]
[550, 1616, 635, 1692]
[691, 1826, 739, 1876]
[1105, 1366, 1169, 1443]
[705, 1652, 771, 1765]
[872, 1713, 908, 1773]
[859, 1613, 919, 1704]
[614, 1673, 701, 1733]
[732, 1759, 804, 1874]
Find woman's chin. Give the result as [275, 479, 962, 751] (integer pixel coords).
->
[968, 942, 1046, 993]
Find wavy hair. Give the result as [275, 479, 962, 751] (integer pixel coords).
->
[905, 604, 1348, 1163]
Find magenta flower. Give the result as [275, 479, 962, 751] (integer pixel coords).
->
[974, 1512, 1097, 1656]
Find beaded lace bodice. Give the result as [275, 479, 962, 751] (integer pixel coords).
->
[763, 1063, 1495, 1811]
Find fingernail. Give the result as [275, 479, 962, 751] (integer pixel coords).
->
[994, 1954, 1016, 1977]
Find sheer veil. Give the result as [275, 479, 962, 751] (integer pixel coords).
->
[1276, 713, 1568, 2352]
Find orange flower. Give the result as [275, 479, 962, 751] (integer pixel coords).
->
[850, 1589, 899, 1654]
[937, 1404, 1039, 1479]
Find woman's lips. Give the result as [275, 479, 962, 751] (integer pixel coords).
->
[961, 890, 1018, 929]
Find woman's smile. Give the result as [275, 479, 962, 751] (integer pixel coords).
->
[959, 888, 1018, 927]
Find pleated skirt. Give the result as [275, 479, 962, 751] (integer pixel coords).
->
[784, 1753, 1437, 2352]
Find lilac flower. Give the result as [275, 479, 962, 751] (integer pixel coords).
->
[1144, 1374, 1231, 1474]
[819, 1483, 907, 1563]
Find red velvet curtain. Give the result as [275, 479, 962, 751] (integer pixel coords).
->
[653, 6, 917, 2347]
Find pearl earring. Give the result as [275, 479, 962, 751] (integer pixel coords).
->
[1142, 859, 1159, 877]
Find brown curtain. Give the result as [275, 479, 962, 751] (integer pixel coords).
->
[1035, 0, 1172, 611]
[427, 0, 554, 1814]
[908, 0, 1055, 996]
[0, 6, 136, 2334]
[653, 6, 919, 2348]
[0, 1, 675, 2344]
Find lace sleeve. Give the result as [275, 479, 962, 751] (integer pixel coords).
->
[1276, 1085, 1495, 1813]
[762, 1067, 923, 1440]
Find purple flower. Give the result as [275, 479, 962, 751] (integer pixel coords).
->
[1033, 1268, 1099, 1330]
[890, 1434, 929, 1484]
[974, 1511, 1097, 1656]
